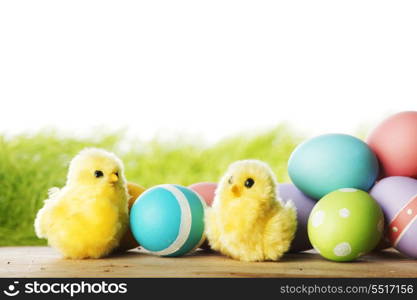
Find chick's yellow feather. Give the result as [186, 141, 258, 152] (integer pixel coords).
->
[34, 148, 129, 259]
[205, 160, 297, 262]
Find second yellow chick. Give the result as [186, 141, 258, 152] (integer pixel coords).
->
[205, 160, 297, 262]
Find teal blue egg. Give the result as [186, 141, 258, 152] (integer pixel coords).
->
[130, 184, 206, 257]
[288, 134, 379, 200]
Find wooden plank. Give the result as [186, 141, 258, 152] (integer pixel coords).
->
[0, 247, 416, 278]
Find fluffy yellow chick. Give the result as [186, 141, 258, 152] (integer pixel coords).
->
[205, 160, 297, 262]
[34, 148, 129, 259]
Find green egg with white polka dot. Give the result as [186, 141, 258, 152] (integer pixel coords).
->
[308, 188, 384, 262]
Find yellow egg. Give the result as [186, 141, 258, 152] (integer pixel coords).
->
[115, 182, 146, 252]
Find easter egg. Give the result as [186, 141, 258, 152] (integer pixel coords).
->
[189, 182, 217, 206]
[288, 134, 379, 199]
[370, 176, 417, 258]
[308, 189, 384, 262]
[278, 183, 314, 252]
[130, 184, 206, 257]
[367, 111, 417, 178]
[116, 182, 146, 252]
[189, 182, 217, 251]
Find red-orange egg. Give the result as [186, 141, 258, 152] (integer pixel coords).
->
[367, 111, 417, 178]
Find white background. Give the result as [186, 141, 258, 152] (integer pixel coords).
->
[0, 1, 416, 142]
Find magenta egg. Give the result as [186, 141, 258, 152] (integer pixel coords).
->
[189, 182, 217, 207]
[370, 176, 417, 258]
[278, 183, 315, 252]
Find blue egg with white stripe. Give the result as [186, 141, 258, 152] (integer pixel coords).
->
[130, 184, 206, 257]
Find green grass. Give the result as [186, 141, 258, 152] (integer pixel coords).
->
[0, 126, 302, 246]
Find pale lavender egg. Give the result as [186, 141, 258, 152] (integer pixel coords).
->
[278, 183, 315, 252]
[370, 176, 417, 258]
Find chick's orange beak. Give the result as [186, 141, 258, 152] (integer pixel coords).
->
[231, 184, 241, 197]
[109, 173, 119, 183]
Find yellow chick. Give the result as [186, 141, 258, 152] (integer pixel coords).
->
[34, 148, 129, 259]
[205, 160, 297, 262]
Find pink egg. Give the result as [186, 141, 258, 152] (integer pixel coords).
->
[189, 182, 217, 207]
[189, 182, 217, 251]
[370, 176, 417, 258]
[367, 111, 417, 178]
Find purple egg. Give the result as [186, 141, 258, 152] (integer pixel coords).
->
[370, 176, 417, 258]
[278, 183, 315, 252]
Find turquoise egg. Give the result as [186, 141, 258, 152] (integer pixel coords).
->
[288, 134, 379, 200]
[130, 184, 206, 256]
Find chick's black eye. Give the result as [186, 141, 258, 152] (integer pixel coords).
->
[115, 172, 119, 177]
[244, 178, 255, 188]
[228, 176, 233, 184]
[94, 170, 104, 178]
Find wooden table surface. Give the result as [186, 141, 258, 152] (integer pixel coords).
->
[1, 247, 416, 278]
